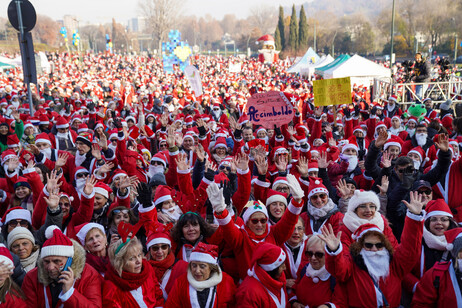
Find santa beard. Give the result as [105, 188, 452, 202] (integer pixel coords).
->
[75, 178, 86, 193]
[345, 155, 359, 172]
[57, 132, 69, 139]
[75, 152, 87, 167]
[360, 248, 390, 283]
[412, 159, 421, 170]
[41, 148, 52, 160]
[148, 165, 165, 178]
[387, 103, 395, 112]
[415, 133, 427, 146]
[162, 205, 183, 221]
[212, 110, 221, 120]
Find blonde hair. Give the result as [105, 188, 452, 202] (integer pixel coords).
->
[306, 234, 323, 249]
[108, 236, 143, 276]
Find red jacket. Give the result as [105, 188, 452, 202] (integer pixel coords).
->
[165, 272, 236, 308]
[412, 260, 462, 307]
[301, 210, 343, 236]
[293, 268, 334, 307]
[433, 157, 462, 222]
[0, 292, 27, 308]
[326, 213, 424, 308]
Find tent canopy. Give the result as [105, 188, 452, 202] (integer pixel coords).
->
[322, 54, 390, 79]
[315, 54, 350, 76]
[287, 47, 320, 73]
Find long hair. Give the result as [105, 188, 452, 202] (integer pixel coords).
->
[108, 236, 143, 277]
[171, 212, 214, 246]
[0, 276, 25, 302]
[349, 231, 394, 257]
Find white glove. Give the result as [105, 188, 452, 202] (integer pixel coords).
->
[287, 174, 304, 200]
[206, 182, 226, 213]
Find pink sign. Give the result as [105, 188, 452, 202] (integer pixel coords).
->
[245, 91, 294, 129]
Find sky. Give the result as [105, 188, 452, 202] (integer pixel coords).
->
[1, 0, 309, 25]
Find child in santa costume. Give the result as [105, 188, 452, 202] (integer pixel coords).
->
[165, 242, 236, 307]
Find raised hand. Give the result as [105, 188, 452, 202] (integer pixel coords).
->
[55, 152, 69, 169]
[174, 132, 183, 147]
[175, 153, 189, 171]
[99, 161, 115, 174]
[195, 144, 206, 162]
[435, 134, 449, 152]
[44, 188, 60, 210]
[234, 153, 250, 171]
[318, 224, 342, 252]
[328, 137, 336, 148]
[7, 156, 19, 172]
[46, 170, 62, 194]
[91, 144, 102, 160]
[136, 182, 152, 208]
[97, 134, 108, 150]
[374, 130, 388, 148]
[377, 175, 389, 195]
[206, 182, 226, 214]
[275, 155, 288, 172]
[324, 124, 332, 133]
[296, 156, 309, 177]
[160, 113, 169, 127]
[287, 126, 296, 136]
[28, 144, 40, 155]
[26, 159, 35, 170]
[402, 191, 425, 215]
[287, 174, 304, 201]
[336, 179, 351, 199]
[381, 151, 392, 168]
[83, 175, 97, 196]
[254, 155, 268, 176]
[166, 126, 175, 147]
[317, 151, 329, 169]
[120, 175, 139, 190]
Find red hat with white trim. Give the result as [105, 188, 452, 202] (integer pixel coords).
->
[38, 114, 50, 125]
[348, 190, 380, 213]
[41, 225, 74, 258]
[388, 95, 398, 103]
[353, 125, 364, 135]
[1, 150, 16, 165]
[77, 123, 89, 134]
[308, 160, 319, 173]
[7, 135, 20, 148]
[146, 224, 173, 250]
[154, 185, 172, 206]
[242, 200, 268, 224]
[238, 113, 249, 125]
[307, 177, 328, 199]
[352, 223, 383, 241]
[23, 121, 34, 131]
[55, 117, 69, 129]
[250, 242, 286, 272]
[190, 242, 219, 265]
[94, 182, 112, 199]
[425, 200, 453, 220]
[151, 152, 168, 168]
[375, 121, 387, 134]
[35, 133, 52, 146]
[342, 136, 359, 154]
[384, 135, 403, 151]
[444, 228, 462, 251]
[408, 146, 427, 162]
[0, 244, 14, 269]
[75, 222, 105, 246]
[266, 189, 287, 207]
[1, 206, 31, 226]
[213, 137, 227, 150]
[272, 176, 288, 190]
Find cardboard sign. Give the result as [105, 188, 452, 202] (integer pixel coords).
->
[184, 65, 203, 96]
[313, 77, 351, 107]
[245, 91, 294, 129]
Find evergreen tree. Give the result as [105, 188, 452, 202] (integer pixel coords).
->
[274, 26, 282, 51]
[277, 6, 285, 50]
[298, 5, 309, 51]
[288, 4, 298, 51]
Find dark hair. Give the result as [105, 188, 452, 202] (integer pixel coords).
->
[35, 163, 51, 185]
[453, 117, 462, 135]
[349, 231, 394, 256]
[107, 206, 138, 229]
[416, 124, 427, 130]
[395, 156, 413, 167]
[424, 217, 458, 232]
[171, 212, 214, 245]
[267, 264, 284, 280]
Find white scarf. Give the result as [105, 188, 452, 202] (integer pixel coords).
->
[21, 249, 39, 272]
[423, 226, 448, 251]
[187, 269, 222, 291]
[307, 199, 336, 220]
[343, 211, 385, 233]
[389, 126, 403, 136]
[360, 249, 390, 283]
[75, 152, 86, 167]
[305, 264, 330, 282]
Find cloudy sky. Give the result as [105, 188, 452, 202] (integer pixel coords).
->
[1, 0, 309, 25]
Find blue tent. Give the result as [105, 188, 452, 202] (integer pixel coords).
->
[287, 47, 320, 73]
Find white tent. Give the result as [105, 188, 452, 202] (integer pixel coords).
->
[299, 54, 335, 78]
[287, 47, 320, 74]
[322, 54, 390, 86]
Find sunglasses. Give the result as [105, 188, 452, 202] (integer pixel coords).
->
[397, 166, 415, 174]
[113, 209, 129, 215]
[364, 242, 384, 249]
[159, 143, 167, 148]
[310, 193, 327, 200]
[76, 173, 89, 179]
[219, 166, 231, 171]
[58, 202, 70, 207]
[250, 218, 267, 225]
[9, 220, 29, 227]
[305, 251, 324, 259]
[418, 189, 432, 195]
[151, 244, 169, 251]
[110, 139, 117, 143]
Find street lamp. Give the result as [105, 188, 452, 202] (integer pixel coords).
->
[390, 0, 396, 77]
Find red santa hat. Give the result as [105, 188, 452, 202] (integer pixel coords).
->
[342, 136, 359, 154]
[76, 132, 93, 147]
[444, 228, 462, 251]
[213, 137, 227, 150]
[1, 150, 16, 165]
[77, 123, 88, 134]
[0, 244, 14, 269]
[94, 121, 105, 131]
[75, 222, 105, 246]
[307, 177, 328, 199]
[272, 146, 289, 159]
[151, 152, 168, 168]
[41, 225, 74, 258]
[94, 182, 112, 199]
[425, 199, 453, 220]
[266, 189, 287, 207]
[190, 242, 219, 265]
[23, 121, 34, 131]
[184, 115, 194, 126]
[242, 200, 268, 224]
[308, 160, 319, 173]
[408, 146, 427, 163]
[375, 121, 387, 134]
[125, 115, 137, 124]
[384, 135, 403, 151]
[391, 115, 401, 122]
[388, 95, 398, 103]
[347, 190, 380, 213]
[353, 125, 364, 135]
[1, 206, 31, 226]
[38, 114, 50, 125]
[238, 113, 249, 126]
[154, 185, 172, 207]
[407, 116, 418, 125]
[146, 225, 172, 250]
[55, 117, 69, 129]
[272, 176, 288, 190]
[7, 135, 20, 148]
[35, 133, 52, 146]
[352, 223, 383, 241]
[250, 242, 286, 272]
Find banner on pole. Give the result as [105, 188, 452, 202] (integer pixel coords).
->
[184, 65, 203, 97]
[313, 77, 351, 107]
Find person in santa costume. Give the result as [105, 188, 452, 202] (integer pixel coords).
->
[7, 226, 39, 273]
[0, 244, 27, 307]
[22, 225, 103, 307]
[208, 174, 304, 281]
[48, 117, 77, 151]
[319, 191, 426, 308]
[74, 222, 109, 276]
[291, 235, 335, 308]
[166, 242, 236, 307]
[412, 227, 462, 307]
[102, 222, 163, 307]
[236, 242, 289, 307]
[283, 217, 307, 290]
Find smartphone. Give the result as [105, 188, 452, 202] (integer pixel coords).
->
[62, 257, 73, 272]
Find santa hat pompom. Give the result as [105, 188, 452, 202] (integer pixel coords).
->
[69, 196, 74, 202]
[447, 243, 454, 251]
[45, 225, 60, 239]
[424, 157, 430, 163]
[315, 180, 320, 185]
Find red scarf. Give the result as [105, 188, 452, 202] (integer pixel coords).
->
[105, 259, 151, 291]
[254, 265, 286, 301]
[86, 252, 109, 274]
[148, 252, 175, 281]
[244, 225, 270, 242]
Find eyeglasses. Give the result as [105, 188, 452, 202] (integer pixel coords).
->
[276, 186, 290, 192]
[159, 143, 167, 148]
[418, 189, 432, 195]
[305, 251, 324, 258]
[58, 202, 70, 207]
[429, 217, 450, 223]
[310, 193, 327, 200]
[76, 172, 89, 179]
[8, 220, 29, 227]
[113, 209, 129, 215]
[151, 244, 169, 251]
[250, 218, 267, 225]
[397, 166, 415, 174]
[357, 204, 377, 211]
[364, 242, 384, 249]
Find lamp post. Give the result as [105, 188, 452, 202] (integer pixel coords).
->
[390, 0, 396, 77]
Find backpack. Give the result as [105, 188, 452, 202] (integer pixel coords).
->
[432, 261, 451, 291]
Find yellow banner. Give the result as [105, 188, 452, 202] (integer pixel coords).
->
[313, 77, 351, 107]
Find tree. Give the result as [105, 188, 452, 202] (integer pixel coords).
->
[276, 6, 285, 50]
[274, 26, 282, 50]
[298, 5, 309, 51]
[138, 0, 182, 54]
[248, 5, 277, 35]
[32, 15, 59, 46]
[288, 5, 298, 51]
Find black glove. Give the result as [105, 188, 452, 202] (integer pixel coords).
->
[343, 107, 350, 118]
[111, 110, 117, 119]
[371, 106, 377, 116]
[136, 182, 153, 208]
[197, 125, 206, 136]
[234, 128, 242, 139]
[64, 103, 70, 114]
[354, 105, 360, 117]
[87, 102, 95, 112]
[113, 118, 122, 129]
[221, 180, 233, 207]
[204, 168, 216, 182]
[274, 125, 282, 137]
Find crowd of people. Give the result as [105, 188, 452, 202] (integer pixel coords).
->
[0, 51, 459, 307]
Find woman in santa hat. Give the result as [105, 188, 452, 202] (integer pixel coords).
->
[166, 242, 235, 307]
[319, 191, 426, 308]
[208, 174, 304, 281]
[413, 227, 462, 307]
[402, 199, 458, 297]
[339, 189, 398, 249]
[236, 242, 288, 307]
[291, 235, 335, 308]
[7, 227, 39, 273]
[266, 189, 288, 225]
[75, 222, 109, 276]
[283, 217, 307, 290]
[210, 137, 230, 166]
[0, 244, 26, 307]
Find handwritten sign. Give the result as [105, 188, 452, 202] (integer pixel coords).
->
[245, 91, 294, 129]
[313, 77, 351, 107]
